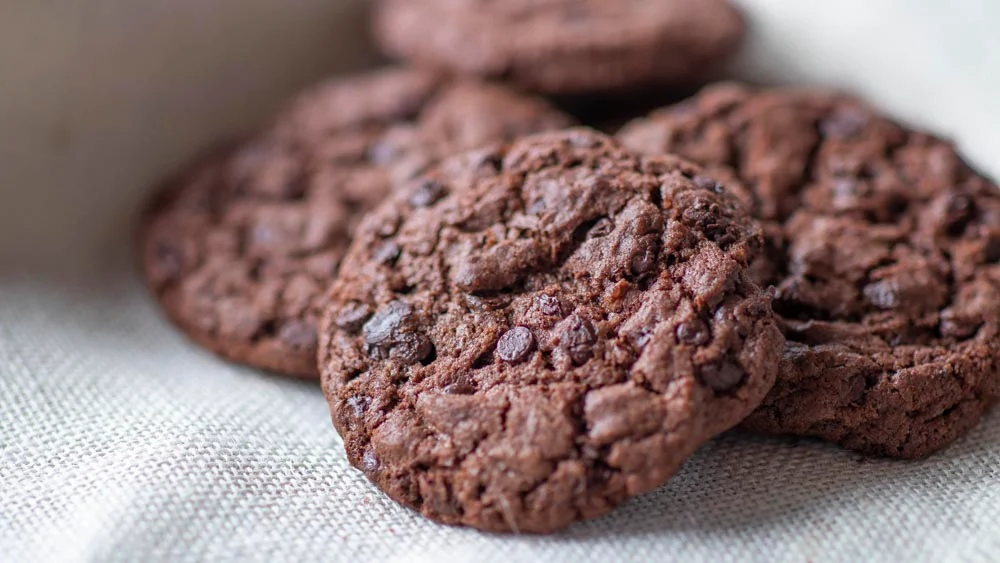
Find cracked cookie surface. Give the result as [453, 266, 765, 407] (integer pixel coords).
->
[618, 84, 1000, 458]
[373, 0, 745, 94]
[319, 129, 783, 532]
[139, 68, 572, 378]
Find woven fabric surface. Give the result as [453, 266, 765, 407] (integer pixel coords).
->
[1, 1, 999, 561]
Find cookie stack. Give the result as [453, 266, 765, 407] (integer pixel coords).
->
[138, 0, 1000, 533]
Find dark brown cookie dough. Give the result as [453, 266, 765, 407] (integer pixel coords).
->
[373, 0, 745, 95]
[139, 68, 573, 378]
[618, 83, 1000, 458]
[319, 129, 783, 532]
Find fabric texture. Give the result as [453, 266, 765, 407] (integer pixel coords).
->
[1, 0, 999, 561]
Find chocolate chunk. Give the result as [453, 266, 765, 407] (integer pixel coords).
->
[496, 326, 535, 364]
[676, 319, 711, 346]
[336, 302, 372, 333]
[535, 294, 564, 317]
[362, 449, 380, 473]
[820, 106, 870, 139]
[408, 178, 449, 207]
[443, 377, 476, 395]
[363, 300, 433, 364]
[374, 241, 401, 265]
[347, 395, 371, 418]
[630, 241, 660, 275]
[699, 360, 745, 392]
[558, 315, 598, 366]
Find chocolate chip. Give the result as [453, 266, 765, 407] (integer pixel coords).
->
[559, 315, 597, 365]
[630, 241, 660, 275]
[630, 327, 654, 351]
[363, 300, 433, 364]
[682, 198, 721, 229]
[681, 198, 738, 247]
[398, 334, 433, 364]
[699, 360, 745, 392]
[377, 214, 401, 237]
[693, 175, 725, 194]
[278, 319, 317, 350]
[336, 302, 372, 333]
[709, 225, 737, 247]
[820, 107, 870, 139]
[347, 395, 371, 418]
[444, 377, 477, 395]
[362, 449, 380, 473]
[369, 139, 404, 166]
[945, 193, 976, 235]
[408, 178, 448, 207]
[364, 301, 410, 344]
[465, 148, 503, 172]
[682, 198, 737, 247]
[526, 197, 545, 215]
[374, 241, 401, 265]
[535, 294, 564, 317]
[676, 319, 711, 345]
[497, 326, 535, 363]
[588, 218, 614, 238]
[863, 280, 899, 310]
[940, 309, 982, 339]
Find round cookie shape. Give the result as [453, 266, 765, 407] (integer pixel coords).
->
[319, 129, 783, 532]
[139, 68, 574, 378]
[618, 84, 1000, 458]
[373, 0, 746, 95]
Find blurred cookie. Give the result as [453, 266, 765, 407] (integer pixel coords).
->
[373, 0, 745, 94]
[619, 83, 1000, 458]
[139, 68, 573, 378]
[319, 129, 782, 532]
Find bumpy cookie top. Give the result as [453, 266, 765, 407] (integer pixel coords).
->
[320, 129, 783, 532]
[374, 0, 745, 94]
[139, 68, 573, 378]
[619, 84, 1000, 457]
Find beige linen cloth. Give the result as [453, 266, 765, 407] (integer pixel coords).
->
[1, 1, 998, 561]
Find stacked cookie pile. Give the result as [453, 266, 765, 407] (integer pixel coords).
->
[138, 0, 1000, 533]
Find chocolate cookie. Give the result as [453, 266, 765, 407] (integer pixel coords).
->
[139, 68, 573, 378]
[319, 129, 783, 532]
[373, 0, 745, 95]
[618, 84, 1000, 458]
